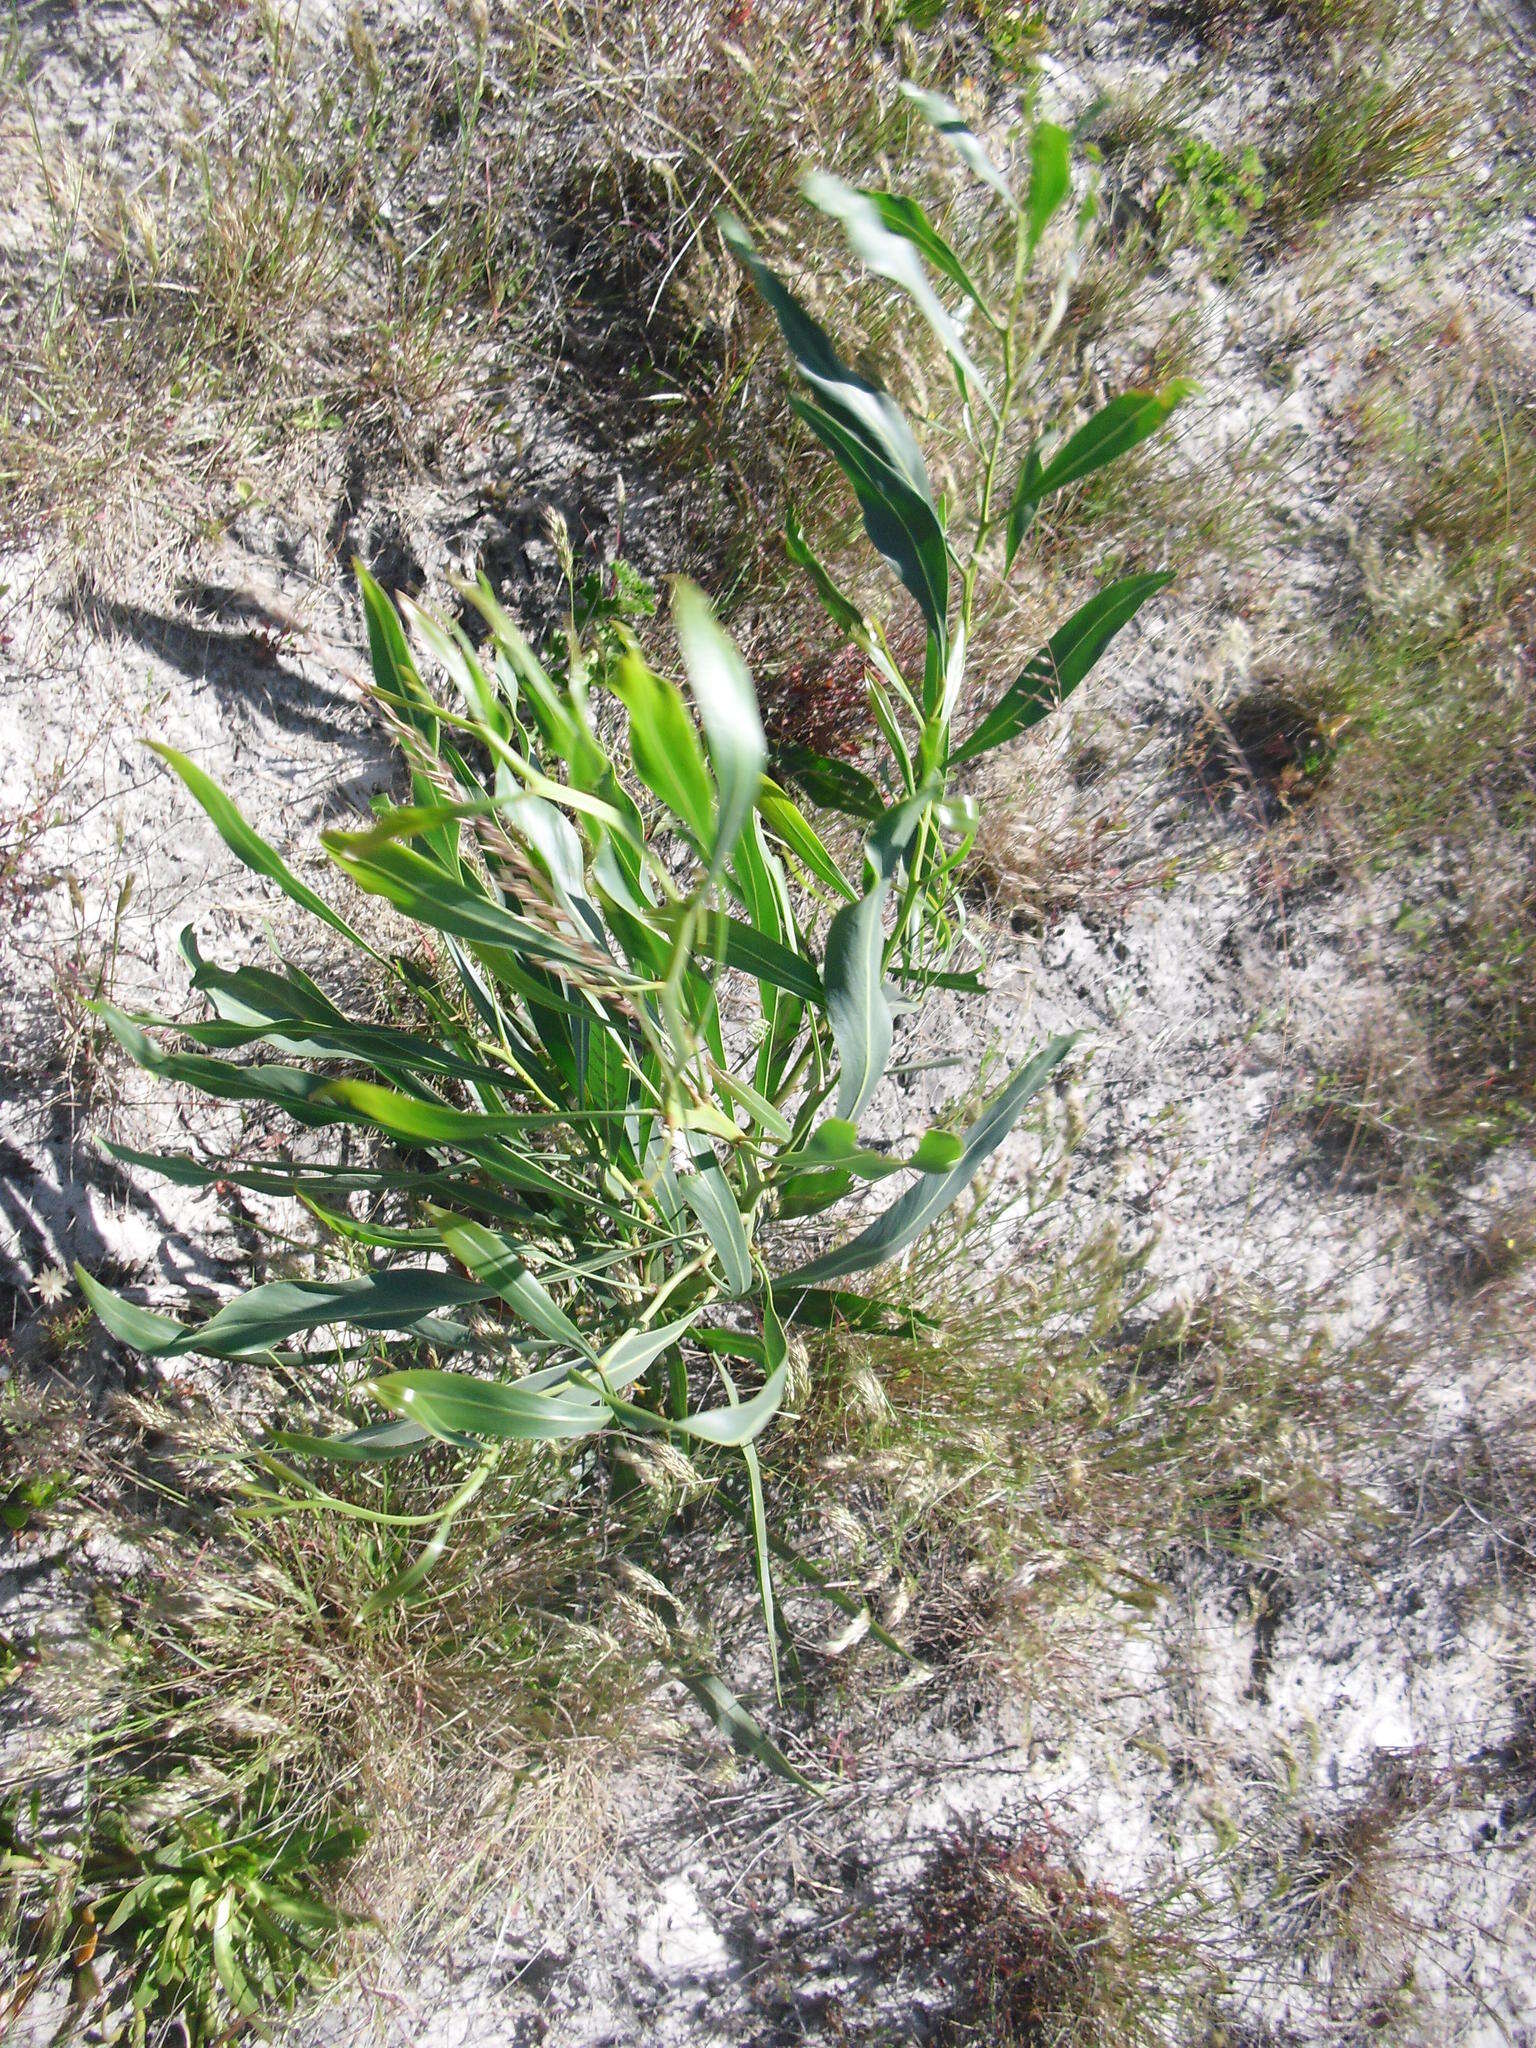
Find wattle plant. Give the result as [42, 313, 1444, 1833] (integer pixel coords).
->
[79, 95, 1184, 1745]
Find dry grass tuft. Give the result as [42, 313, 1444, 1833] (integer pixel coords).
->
[1300, 332, 1536, 1181]
[910, 1825, 1209, 2046]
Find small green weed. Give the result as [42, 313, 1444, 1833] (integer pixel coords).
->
[2, 1770, 361, 2047]
[1159, 138, 1269, 262]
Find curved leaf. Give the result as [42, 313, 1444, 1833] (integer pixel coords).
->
[677, 1669, 820, 1790]
[1006, 383, 1195, 572]
[782, 1034, 1076, 1287]
[721, 213, 949, 647]
[611, 646, 715, 849]
[953, 573, 1173, 766]
[803, 172, 992, 401]
[673, 579, 766, 881]
[899, 82, 1017, 213]
[148, 746, 373, 958]
[678, 1144, 753, 1298]
[825, 786, 936, 1123]
[756, 780, 856, 901]
[1032, 382, 1196, 500]
[435, 1214, 594, 1358]
[854, 188, 991, 315]
[676, 909, 826, 1005]
[364, 1368, 609, 1442]
[78, 1265, 493, 1361]
[1025, 121, 1072, 257]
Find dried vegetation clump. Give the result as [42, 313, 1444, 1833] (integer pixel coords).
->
[909, 1826, 1208, 2046]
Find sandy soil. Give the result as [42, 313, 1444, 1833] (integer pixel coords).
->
[3, 2, 1534, 2043]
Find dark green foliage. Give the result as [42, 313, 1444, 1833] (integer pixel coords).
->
[80, 108, 1177, 1782]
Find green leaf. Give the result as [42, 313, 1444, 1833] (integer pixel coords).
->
[195, 1271, 495, 1359]
[1031, 382, 1195, 500]
[357, 1506, 458, 1617]
[677, 909, 826, 1006]
[672, 579, 767, 882]
[677, 1669, 821, 1791]
[779, 1123, 962, 1221]
[611, 646, 715, 851]
[853, 189, 991, 315]
[712, 1062, 794, 1143]
[953, 572, 1173, 766]
[74, 1265, 186, 1354]
[358, 564, 438, 750]
[364, 1368, 609, 1442]
[824, 785, 935, 1123]
[211, 1890, 256, 2015]
[785, 503, 865, 640]
[435, 1215, 595, 1359]
[728, 807, 799, 1093]
[756, 780, 856, 901]
[80, 1267, 494, 1362]
[403, 593, 511, 744]
[776, 745, 885, 825]
[596, 1308, 702, 1383]
[780, 1286, 939, 1334]
[270, 1419, 440, 1463]
[321, 832, 623, 982]
[801, 1119, 963, 1176]
[803, 172, 992, 401]
[899, 82, 1017, 213]
[148, 746, 374, 958]
[782, 1035, 1076, 1287]
[788, 394, 950, 651]
[673, 1355, 785, 1446]
[1025, 121, 1072, 257]
[678, 1144, 753, 1298]
[720, 213, 949, 648]
[1004, 444, 1045, 573]
[1006, 384, 1195, 572]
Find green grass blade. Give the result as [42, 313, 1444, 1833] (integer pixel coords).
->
[597, 1309, 703, 1382]
[677, 1670, 821, 1791]
[435, 1214, 595, 1359]
[803, 172, 993, 402]
[673, 910, 826, 1006]
[824, 786, 934, 1122]
[1030, 383, 1196, 501]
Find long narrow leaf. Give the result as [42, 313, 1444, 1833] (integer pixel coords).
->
[803, 172, 992, 401]
[824, 785, 935, 1122]
[782, 1035, 1076, 1287]
[148, 746, 374, 958]
[899, 82, 1017, 213]
[721, 213, 949, 648]
[953, 574, 1173, 766]
[672, 580, 766, 882]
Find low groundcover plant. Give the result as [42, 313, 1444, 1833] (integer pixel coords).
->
[78, 94, 1184, 1760]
